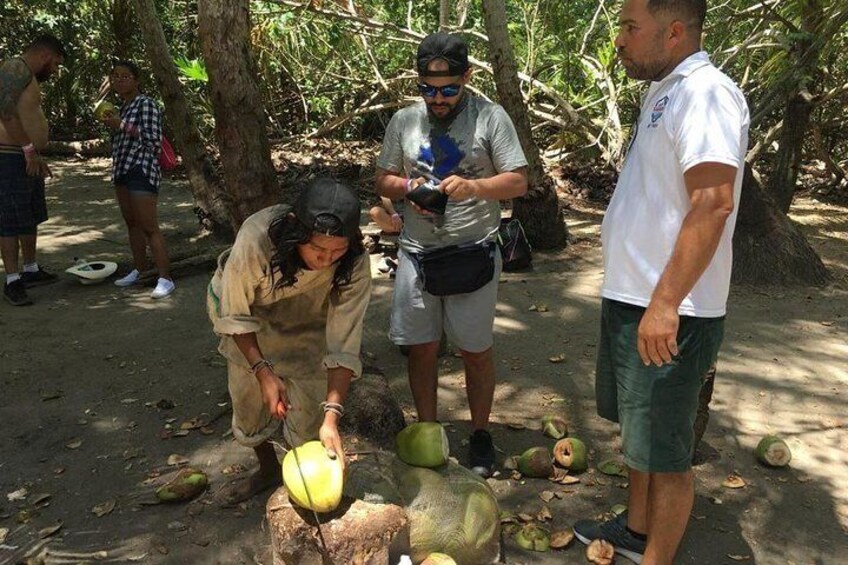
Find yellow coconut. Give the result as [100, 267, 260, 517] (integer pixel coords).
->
[282, 440, 344, 513]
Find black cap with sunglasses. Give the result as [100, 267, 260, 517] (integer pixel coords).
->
[417, 32, 469, 77]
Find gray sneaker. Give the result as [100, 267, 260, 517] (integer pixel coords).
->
[573, 511, 646, 564]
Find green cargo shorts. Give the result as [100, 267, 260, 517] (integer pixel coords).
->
[595, 299, 725, 473]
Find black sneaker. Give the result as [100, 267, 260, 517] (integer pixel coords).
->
[4, 280, 33, 306]
[468, 429, 496, 478]
[21, 267, 58, 287]
[573, 511, 646, 564]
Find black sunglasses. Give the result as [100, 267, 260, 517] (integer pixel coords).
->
[417, 83, 462, 98]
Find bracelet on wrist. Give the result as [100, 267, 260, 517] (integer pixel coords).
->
[320, 401, 344, 418]
[249, 358, 274, 376]
[405, 178, 414, 193]
[22, 143, 36, 156]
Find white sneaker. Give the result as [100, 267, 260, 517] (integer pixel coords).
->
[114, 269, 140, 287]
[151, 277, 175, 299]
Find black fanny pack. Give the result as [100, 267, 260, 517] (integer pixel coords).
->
[413, 241, 496, 296]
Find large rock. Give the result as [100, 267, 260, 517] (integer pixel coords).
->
[267, 488, 410, 565]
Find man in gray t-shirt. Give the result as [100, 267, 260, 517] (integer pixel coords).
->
[375, 32, 528, 477]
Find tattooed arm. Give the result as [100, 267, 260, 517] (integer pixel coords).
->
[0, 59, 48, 177]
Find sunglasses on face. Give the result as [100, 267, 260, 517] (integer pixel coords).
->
[417, 83, 462, 98]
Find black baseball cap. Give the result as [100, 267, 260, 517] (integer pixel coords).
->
[294, 178, 361, 238]
[417, 33, 469, 77]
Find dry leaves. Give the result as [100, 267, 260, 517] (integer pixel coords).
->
[167, 454, 189, 466]
[6, 487, 28, 502]
[92, 499, 117, 517]
[38, 521, 63, 539]
[539, 490, 556, 503]
[65, 438, 83, 450]
[722, 474, 747, 489]
[549, 528, 575, 549]
[548, 353, 566, 364]
[536, 505, 552, 522]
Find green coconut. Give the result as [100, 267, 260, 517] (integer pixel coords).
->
[541, 415, 569, 439]
[517, 447, 553, 478]
[396, 422, 450, 468]
[155, 468, 208, 503]
[553, 438, 588, 473]
[515, 523, 550, 552]
[282, 440, 344, 513]
[93, 100, 116, 120]
[756, 435, 792, 467]
[421, 553, 457, 565]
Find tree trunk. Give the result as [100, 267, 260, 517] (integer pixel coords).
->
[198, 0, 280, 228]
[132, 0, 234, 235]
[766, 1, 823, 214]
[480, 0, 567, 250]
[732, 164, 829, 286]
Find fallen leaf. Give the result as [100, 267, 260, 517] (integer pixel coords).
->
[6, 487, 28, 502]
[16, 509, 34, 523]
[92, 499, 116, 517]
[517, 512, 535, 523]
[722, 474, 746, 489]
[728, 555, 751, 561]
[167, 454, 189, 466]
[40, 391, 63, 401]
[550, 528, 575, 549]
[560, 475, 581, 485]
[548, 353, 566, 364]
[820, 321, 834, 326]
[66, 438, 83, 450]
[539, 491, 556, 503]
[222, 464, 247, 476]
[173, 430, 190, 437]
[536, 505, 552, 522]
[31, 493, 52, 507]
[200, 426, 215, 435]
[0, 527, 8, 544]
[38, 521, 63, 539]
[121, 398, 138, 404]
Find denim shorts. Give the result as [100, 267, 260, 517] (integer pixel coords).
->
[595, 299, 725, 472]
[115, 165, 158, 195]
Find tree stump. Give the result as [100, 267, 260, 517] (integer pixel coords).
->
[266, 488, 410, 565]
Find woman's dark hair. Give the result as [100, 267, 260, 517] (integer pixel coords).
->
[267, 212, 364, 291]
[110, 59, 141, 79]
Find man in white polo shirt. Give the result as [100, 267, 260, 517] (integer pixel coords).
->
[573, 1, 750, 564]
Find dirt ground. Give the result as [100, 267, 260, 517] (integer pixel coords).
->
[1, 157, 847, 565]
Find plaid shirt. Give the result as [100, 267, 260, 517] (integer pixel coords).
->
[111, 94, 162, 189]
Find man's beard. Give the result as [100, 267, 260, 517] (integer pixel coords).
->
[426, 92, 467, 121]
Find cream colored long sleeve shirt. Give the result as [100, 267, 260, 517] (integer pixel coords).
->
[207, 205, 371, 378]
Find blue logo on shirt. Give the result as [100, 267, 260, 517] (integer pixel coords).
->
[418, 134, 465, 178]
[651, 96, 669, 124]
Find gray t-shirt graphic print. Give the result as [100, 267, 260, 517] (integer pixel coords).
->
[377, 95, 527, 253]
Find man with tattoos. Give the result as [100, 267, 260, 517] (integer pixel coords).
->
[0, 34, 66, 306]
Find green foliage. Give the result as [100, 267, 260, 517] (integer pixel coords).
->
[0, 0, 845, 173]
